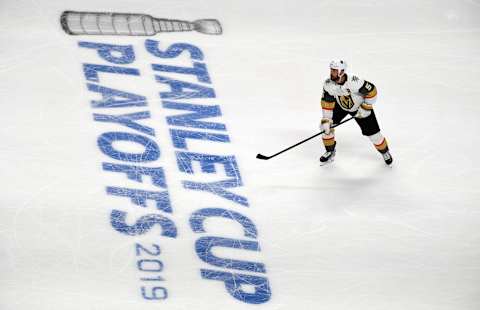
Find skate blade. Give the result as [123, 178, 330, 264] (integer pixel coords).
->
[383, 159, 393, 168]
[320, 158, 335, 166]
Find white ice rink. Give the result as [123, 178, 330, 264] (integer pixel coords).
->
[1, 0, 480, 309]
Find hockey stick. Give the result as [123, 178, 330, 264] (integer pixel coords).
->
[256, 116, 354, 160]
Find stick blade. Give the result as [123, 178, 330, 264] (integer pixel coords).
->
[256, 153, 269, 160]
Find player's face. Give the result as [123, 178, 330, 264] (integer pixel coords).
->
[330, 68, 339, 81]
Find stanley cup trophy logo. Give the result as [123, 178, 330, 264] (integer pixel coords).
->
[60, 11, 223, 36]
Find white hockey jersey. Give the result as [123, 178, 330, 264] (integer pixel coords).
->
[321, 74, 377, 114]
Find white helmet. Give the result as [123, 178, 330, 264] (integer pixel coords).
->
[329, 59, 347, 76]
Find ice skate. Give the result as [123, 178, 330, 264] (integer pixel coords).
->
[382, 150, 393, 166]
[319, 149, 336, 165]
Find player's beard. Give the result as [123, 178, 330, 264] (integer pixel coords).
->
[331, 74, 339, 82]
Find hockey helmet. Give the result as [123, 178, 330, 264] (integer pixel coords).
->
[329, 59, 347, 76]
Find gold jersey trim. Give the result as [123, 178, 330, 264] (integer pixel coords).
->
[321, 100, 335, 110]
[365, 87, 377, 99]
[361, 103, 373, 110]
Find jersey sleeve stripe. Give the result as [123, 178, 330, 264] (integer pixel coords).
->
[321, 100, 335, 110]
[360, 103, 373, 110]
[365, 87, 377, 99]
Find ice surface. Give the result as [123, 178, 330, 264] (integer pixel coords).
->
[1, 0, 480, 309]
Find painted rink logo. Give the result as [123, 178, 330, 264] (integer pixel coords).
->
[72, 17, 271, 304]
[61, 11, 222, 36]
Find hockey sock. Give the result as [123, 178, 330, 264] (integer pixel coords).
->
[322, 134, 336, 152]
[368, 132, 389, 153]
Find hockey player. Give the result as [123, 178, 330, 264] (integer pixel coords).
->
[320, 60, 393, 165]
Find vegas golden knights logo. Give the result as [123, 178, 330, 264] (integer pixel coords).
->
[339, 95, 354, 109]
